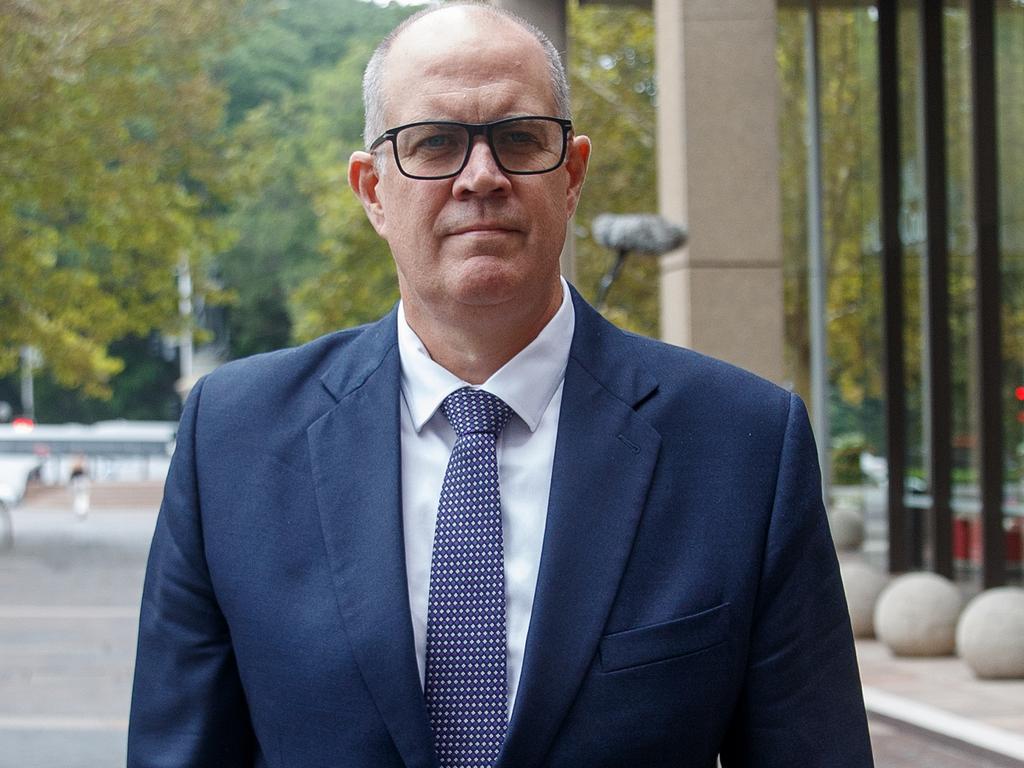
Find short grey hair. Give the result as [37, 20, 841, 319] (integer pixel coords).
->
[362, 1, 571, 149]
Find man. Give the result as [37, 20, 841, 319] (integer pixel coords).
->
[128, 4, 874, 767]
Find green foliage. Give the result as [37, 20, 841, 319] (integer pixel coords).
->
[0, 0, 243, 397]
[289, 190, 398, 341]
[288, 44, 399, 342]
[819, 10, 882, 413]
[217, 99, 322, 357]
[215, 0, 407, 126]
[32, 335, 180, 423]
[212, 0, 409, 353]
[832, 432, 867, 485]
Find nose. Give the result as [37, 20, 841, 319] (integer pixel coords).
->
[452, 137, 512, 198]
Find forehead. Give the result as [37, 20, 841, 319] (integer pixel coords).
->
[382, 9, 556, 124]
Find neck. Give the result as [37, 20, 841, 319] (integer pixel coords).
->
[404, 285, 563, 385]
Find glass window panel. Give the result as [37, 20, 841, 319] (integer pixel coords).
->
[778, 3, 885, 555]
[819, 5, 884, 528]
[997, 0, 1024, 579]
[898, 0, 926, 505]
[898, 0, 928, 569]
[778, 0, 1021, 582]
[777, 7, 811, 401]
[943, 4, 982, 570]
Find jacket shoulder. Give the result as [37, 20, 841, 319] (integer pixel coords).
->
[189, 313, 397, 432]
[621, 330, 794, 415]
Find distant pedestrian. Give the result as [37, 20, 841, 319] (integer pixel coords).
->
[69, 461, 90, 520]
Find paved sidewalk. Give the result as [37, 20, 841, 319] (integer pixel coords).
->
[858, 637, 1024, 765]
[0, 499, 156, 768]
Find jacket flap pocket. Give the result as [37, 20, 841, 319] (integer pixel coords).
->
[599, 602, 731, 672]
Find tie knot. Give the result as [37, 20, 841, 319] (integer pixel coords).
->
[441, 387, 513, 437]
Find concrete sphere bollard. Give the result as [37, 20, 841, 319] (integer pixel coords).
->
[829, 504, 865, 551]
[956, 587, 1024, 679]
[875, 572, 962, 656]
[839, 561, 889, 638]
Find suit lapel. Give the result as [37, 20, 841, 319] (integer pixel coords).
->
[307, 311, 437, 768]
[498, 293, 661, 768]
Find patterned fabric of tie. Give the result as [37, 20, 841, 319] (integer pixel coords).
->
[425, 387, 513, 768]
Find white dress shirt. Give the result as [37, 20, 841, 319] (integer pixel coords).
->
[397, 278, 575, 718]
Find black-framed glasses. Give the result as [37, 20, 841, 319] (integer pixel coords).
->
[369, 116, 573, 180]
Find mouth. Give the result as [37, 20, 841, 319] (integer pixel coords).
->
[447, 221, 522, 236]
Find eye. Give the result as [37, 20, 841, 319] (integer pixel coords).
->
[404, 126, 463, 155]
[420, 133, 455, 149]
[504, 131, 537, 144]
[495, 128, 542, 148]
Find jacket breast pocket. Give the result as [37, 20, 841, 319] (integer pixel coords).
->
[598, 602, 731, 673]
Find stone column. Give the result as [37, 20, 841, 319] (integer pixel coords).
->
[654, 0, 784, 383]
[491, 0, 567, 49]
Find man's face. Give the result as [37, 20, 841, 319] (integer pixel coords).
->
[349, 9, 590, 330]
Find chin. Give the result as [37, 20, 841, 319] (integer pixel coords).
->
[450, 277, 521, 309]
[454, 269, 560, 317]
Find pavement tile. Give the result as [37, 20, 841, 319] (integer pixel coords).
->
[857, 638, 1024, 740]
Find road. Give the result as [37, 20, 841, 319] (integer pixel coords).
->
[0, 491, 1019, 767]
[0, 504, 153, 768]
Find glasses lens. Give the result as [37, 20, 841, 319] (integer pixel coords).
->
[491, 118, 565, 173]
[394, 124, 469, 179]
[390, 118, 568, 179]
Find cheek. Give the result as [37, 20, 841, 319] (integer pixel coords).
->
[379, 187, 443, 244]
[527, 184, 572, 236]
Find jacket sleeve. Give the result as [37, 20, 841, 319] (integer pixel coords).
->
[720, 393, 874, 767]
[127, 378, 257, 767]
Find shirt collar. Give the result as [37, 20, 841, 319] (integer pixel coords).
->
[398, 278, 575, 434]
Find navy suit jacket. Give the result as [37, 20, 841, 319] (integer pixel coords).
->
[128, 289, 873, 767]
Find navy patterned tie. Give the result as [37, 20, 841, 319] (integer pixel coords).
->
[425, 387, 513, 768]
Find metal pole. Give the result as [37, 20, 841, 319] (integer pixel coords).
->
[920, 0, 953, 578]
[19, 347, 36, 421]
[805, 0, 831, 502]
[968, 0, 1005, 588]
[877, 0, 910, 574]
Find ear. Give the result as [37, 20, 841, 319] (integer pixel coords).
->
[564, 135, 591, 218]
[349, 150, 387, 236]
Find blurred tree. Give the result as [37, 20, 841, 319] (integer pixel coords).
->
[213, 0, 409, 355]
[216, 0, 405, 125]
[32, 335, 179, 423]
[218, 99, 322, 357]
[288, 43, 399, 342]
[0, 0, 242, 397]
